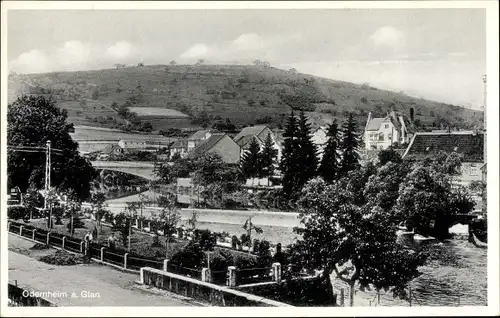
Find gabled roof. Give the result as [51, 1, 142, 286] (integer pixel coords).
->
[237, 135, 263, 149]
[171, 139, 188, 149]
[366, 112, 406, 132]
[188, 134, 227, 158]
[233, 125, 268, 142]
[188, 130, 210, 141]
[365, 118, 385, 131]
[101, 144, 122, 154]
[403, 132, 484, 162]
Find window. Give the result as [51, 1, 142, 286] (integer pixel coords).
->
[384, 124, 389, 129]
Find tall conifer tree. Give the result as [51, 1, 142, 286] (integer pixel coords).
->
[240, 137, 262, 179]
[339, 113, 361, 176]
[318, 120, 341, 182]
[297, 111, 318, 186]
[280, 112, 301, 196]
[260, 134, 278, 185]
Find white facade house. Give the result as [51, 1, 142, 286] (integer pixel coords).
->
[311, 126, 329, 160]
[364, 111, 409, 150]
[187, 130, 213, 153]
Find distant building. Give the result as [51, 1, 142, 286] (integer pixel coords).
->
[233, 125, 282, 162]
[170, 139, 189, 159]
[364, 111, 410, 150]
[100, 144, 124, 157]
[188, 133, 241, 164]
[402, 131, 485, 187]
[118, 139, 147, 151]
[187, 130, 215, 153]
[311, 126, 328, 160]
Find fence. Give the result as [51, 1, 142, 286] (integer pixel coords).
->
[139, 267, 292, 307]
[7, 221, 167, 273]
[8, 283, 56, 307]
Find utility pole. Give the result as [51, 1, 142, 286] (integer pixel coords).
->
[45, 140, 52, 229]
[482, 74, 487, 164]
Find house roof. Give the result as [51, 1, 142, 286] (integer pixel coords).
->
[403, 132, 484, 162]
[365, 118, 385, 131]
[188, 130, 209, 141]
[237, 135, 263, 149]
[171, 139, 188, 149]
[233, 125, 268, 142]
[366, 112, 406, 132]
[101, 144, 122, 154]
[188, 134, 227, 158]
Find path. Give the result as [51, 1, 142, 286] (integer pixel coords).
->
[8, 234, 193, 306]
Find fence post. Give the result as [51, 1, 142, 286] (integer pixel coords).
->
[100, 247, 105, 262]
[227, 266, 236, 287]
[272, 262, 282, 283]
[80, 241, 84, 253]
[139, 267, 144, 284]
[163, 259, 169, 272]
[7, 222, 11, 232]
[340, 288, 345, 307]
[19, 225, 24, 236]
[202, 268, 211, 283]
[62, 237, 66, 250]
[46, 232, 50, 245]
[32, 229, 36, 240]
[124, 253, 129, 269]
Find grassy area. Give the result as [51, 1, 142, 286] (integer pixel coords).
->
[26, 218, 188, 259]
[9, 64, 483, 130]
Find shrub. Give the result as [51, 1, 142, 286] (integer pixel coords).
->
[38, 250, 88, 266]
[7, 206, 27, 220]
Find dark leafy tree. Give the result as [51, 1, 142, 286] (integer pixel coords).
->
[318, 120, 341, 182]
[240, 137, 262, 179]
[7, 95, 97, 201]
[339, 113, 361, 176]
[395, 161, 475, 239]
[292, 178, 427, 306]
[112, 212, 132, 246]
[378, 148, 403, 166]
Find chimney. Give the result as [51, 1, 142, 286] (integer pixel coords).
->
[365, 111, 372, 129]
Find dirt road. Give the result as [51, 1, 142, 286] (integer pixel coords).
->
[8, 234, 193, 306]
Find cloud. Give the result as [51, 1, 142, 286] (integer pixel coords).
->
[179, 32, 300, 64]
[105, 41, 136, 61]
[9, 40, 140, 74]
[370, 26, 404, 48]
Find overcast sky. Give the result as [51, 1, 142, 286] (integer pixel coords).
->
[8, 9, 486, 108]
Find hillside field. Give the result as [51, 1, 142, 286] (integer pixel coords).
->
[8, 64, 483, 132]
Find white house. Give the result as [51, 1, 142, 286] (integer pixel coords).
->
[233, 125, 282, 162]
[364, 111, 410, 150]
[311, 126, 329, 160]
[187, 130, 214, 153]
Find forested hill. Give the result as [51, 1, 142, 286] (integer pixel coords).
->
[8, 64, 483, 131]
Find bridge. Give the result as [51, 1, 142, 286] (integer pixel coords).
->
[90, 161, 156, 180]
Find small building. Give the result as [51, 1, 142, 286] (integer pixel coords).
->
[364, 111, 410, 150]
[170, 139, 189, 159]
[187, 130, 215, 153]
[118, 139, 147, 151]
[233, 125, 282, 162]
[402, 131, 485, 187]
[100, 144, 124, 157]
[188, 133, 240, 164]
